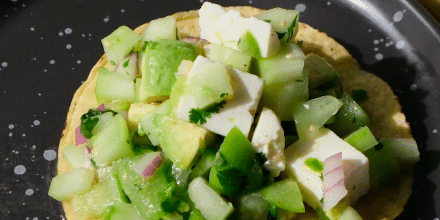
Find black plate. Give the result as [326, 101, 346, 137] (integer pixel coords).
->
[1, 0, 439, 219]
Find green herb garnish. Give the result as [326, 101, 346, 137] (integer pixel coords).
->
[216, 168, 249, 197]
[79, 109, 116, 138]
[351, 89, 368, 103]
[122, 59, 130, 68]
[287, 14, 299, 42]
[263, 19, 272, 23]
[304, 157, 323, 172]
[188, 100, 226, 125]
[110, 60, 116, 65]
[296, 40, 304, 47]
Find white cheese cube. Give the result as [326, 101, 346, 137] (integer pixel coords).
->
[199, 2, 280, 58]
[251, 107, 286, 176]
[283, 128, 370, 209]
[176, 66, 264, 137]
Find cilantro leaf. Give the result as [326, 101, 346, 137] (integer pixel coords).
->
[122, 59, 130, 68]
[79, 109, 116, 138]
[110, 60, 116, 65]
[296, 40, 304, 47]
[287, 14, 299, 42]
[188, 100, 226, 125]
[351, 89, 368, 103]
[256, 152, 267, 166]
[276, 32, 286, 40]
[263, 19, 272, 23]
[216, 168, 249, 197]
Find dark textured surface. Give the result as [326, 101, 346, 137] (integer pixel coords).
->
[0, 0, 439, 219]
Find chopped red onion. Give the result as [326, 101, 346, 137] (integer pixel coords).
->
[323, 152, 348, 211]
[133, 152, 163, 179]
[96, 103, 106, 111]
[75, 126, 87, 146]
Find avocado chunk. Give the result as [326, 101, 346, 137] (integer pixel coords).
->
[139, 40, 198, 102]
[151, 114, 215, 169]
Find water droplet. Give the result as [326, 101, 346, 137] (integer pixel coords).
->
[103, 17, 110, 22]
[65, 28, 72, 34]
[374, 47, 379, 51]
[373, 40, 379, 45]
[8, 124, 14, 129]
[14, 165, 26, 175]
[396, 40, 405, 49]
[43, 150, 57, 161]
[375, 53, 383, 60]
[25, 189, 34, 196]
[77, 60, 81, 64]
[295, 3, 306, 12]
[66, 44, 72, 49]
[410, 84, 417, 91]
[58, 31, 63, 36]
[30, 27, 34, 31]
[2, 62, 8, 67]
[49, 60, 55, 64]
[8, 133, 12, 137]
[433, 129, 438, 134]
[327, 2, 331, 6]
[33, 120, 40, 126]
[393, 11, 404, 22]
[121, 9, 125, 13]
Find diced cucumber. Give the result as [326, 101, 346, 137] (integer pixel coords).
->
[338, 206, 363, 220]
[205, 43, 252, 72]
[109, 201, 144, 220]
[134, 78, 142, 103]
[304, 54, 342, 99]
[188, 149, 216, 181]
[380, 138, 420, 165]
[188, 177, 234, 220]
[91, 111, 114, 136]
[260, 179, 305, 213]
[188, 208, 207, 220]
[114, 53, 138, 80]
[170, 75, 189, 115]
[95, 67, 136, 103]
[187, 62, 233, 109]
[113, 158, 176, 220]
[62, 144, 86, 169]
[209, 126, 263, 197]
[141, 15, 177, 41]
[326, 93, 369, 138]
[254, 8, 300, 43]
[138, 40, 198, 102]
[48, 168, 95, 201]
[91, 114, 134, 166]
[255, 43, 307, 120]
[101, 26, 141, 65]
[152, 114, 215, 169]
[71, 167, 127, 220]
[237, 30, 261, 58]
[235, 192, 269, 220]
[294, 96, 342, 140]
[138, 100, 172, 146]
[163, 213, 184, 220]
[127, 103, 157, 135]
[363, 143, 399, 190]
[344, 126, 378, 152]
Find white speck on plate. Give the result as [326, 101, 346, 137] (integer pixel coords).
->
[375, 53, 383, 60]
[9, 133, 12, 137]
[43, 150, 57, 161]
[327, 1, 331, 6]
[34, 120, 40, 126]
[2, 62, 7, 67]
[49, 60, 55, 64]
[65, 28, 72, 34]
[249, 0, 252, 3]
[410, 84, 417, 91]
[14, 165, 26, 175]
[32, 145, 36, 150]
[104, 16, 110, 22]
[8, 124, 14, 129]
[121, 9, 125, 13]
[38, 93, 41, 96]
[11, 0, 17, 2]
[380, 38, 384, 42]
[22, 134, 26, 137]
[77, 60, 81, 64]
[393, 11, 404, 22]
[199, 0, 204, 2]
[374, 47, 379, 52]
[295, 3, 306, 12]
[373, 39, 379, 45]
[66, 44, 72, 49]
[25, 189, 34, 196]
[433, 129, 438, 134]
[58, 31, 63, 36]
[33, 218, 38, 220]
[396, 40, 405, 49]
[30, 27, 34, 31]
[385, 43, 390, 47]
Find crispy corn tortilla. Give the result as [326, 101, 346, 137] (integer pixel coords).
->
[56, 6, 414, 220]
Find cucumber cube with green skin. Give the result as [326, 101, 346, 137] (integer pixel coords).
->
[134, 78, 142, 103]
[209, 126, 263, 197]
[169, 75, 189, 116]
[261, 179, 305, 213]
[254, 8, 300, 43]
[91, 114, 134, 166]
[109, 202, 144, 220]
[294, 96, 343, 141]
[138, 100, 172, 146]
[101, 26, 141, 65]
[380, 138, 419, 166]
[151, 113, 215, 169]
[104, 100, 131, 113]
[344, 126, 378, 152]
[237, 30, 261, 58]
[205, 43, 252, 72]
[138, 40, 198, 103]
[326, 93, 370, 138]
[304, 54, 342, 99]
[363, 143, 400, 190]
[114, 53, 138, 80]
[187, 58, 234, 109]
[188, 177, 234, 220]
[141, 15, 177, 41]
[48, 168, 95, 201]
[337, 206, 363, 220]
[95, 67, 136, 103]
[71, 167, 127, 220]
[62, 144, 86, 169]
[91, 111, 115, 136]
[188, 149, 216, 181]
[188, 208, 207, 220]
[113, 158, 176, 220]
[235, 192, 269, 220]
[255, 43, 307, 121]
